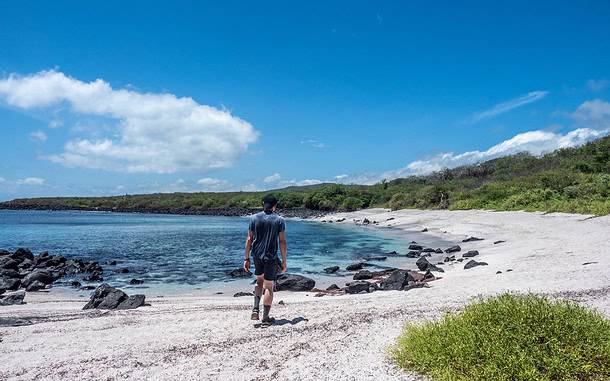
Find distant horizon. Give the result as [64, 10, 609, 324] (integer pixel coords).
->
[1, 2, 610, 200]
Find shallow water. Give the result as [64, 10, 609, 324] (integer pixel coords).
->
[0, 210, 451, 294]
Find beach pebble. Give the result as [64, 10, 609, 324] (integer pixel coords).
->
[233, 292, 253, 297]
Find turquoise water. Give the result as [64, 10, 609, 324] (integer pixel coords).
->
[0, 210, 447, 293]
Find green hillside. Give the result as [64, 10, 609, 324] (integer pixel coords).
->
[2, 136, 609, 215]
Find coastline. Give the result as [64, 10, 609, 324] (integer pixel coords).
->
[1, 208, 609, 380]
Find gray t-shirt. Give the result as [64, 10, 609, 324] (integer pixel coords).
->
[249, 211, 286, 261]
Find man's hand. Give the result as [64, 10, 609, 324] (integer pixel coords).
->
[281, 261, 287, 273]
[243, 258, 250, 273]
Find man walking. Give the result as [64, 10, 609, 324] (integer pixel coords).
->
[243, 194, 287, 327]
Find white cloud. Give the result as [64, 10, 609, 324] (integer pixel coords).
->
[263, 173, 281, 183]
[48, 118, 63, 129]
[586, 79, 609, 93]
[469, 91, 548, 123]
[28, 130, 47, 142]
[0, 70, 258, 173]
[333, 99, 610, 184]
[281, 178, 322, 187]
[197, 177, 230, 191]
[300, 139, 328, 149]
[16, 177, 46, 186]
[334, 174, 348, 180]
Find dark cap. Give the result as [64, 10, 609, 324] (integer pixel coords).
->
[263, 194, 278, 210]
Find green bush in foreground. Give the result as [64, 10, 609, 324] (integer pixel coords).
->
[391, 294, 610, 381]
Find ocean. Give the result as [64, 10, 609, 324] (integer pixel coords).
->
[0, 210, 448, 294]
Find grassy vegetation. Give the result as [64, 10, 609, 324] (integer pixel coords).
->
[2, 136, 609, 215]
[391, 293, 610, 381]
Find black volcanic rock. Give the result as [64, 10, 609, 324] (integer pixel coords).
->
[462, 237, 484, 242]
[228, 268, 252, 278]
[464, 260, 488, 270]
[353, 270, 373, 280]
[276, 274, 315, 291]
[323, 266, 340, 274]
[445, 245, 461, 253]
[462, 250, 479, 258]
[345, 262, 364, 271]
[0, 290, 25, 306]
[83, 283, 146, 310]
[345, 280, 372, 294]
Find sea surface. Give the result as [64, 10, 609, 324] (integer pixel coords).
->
[0, 210, 450, 294]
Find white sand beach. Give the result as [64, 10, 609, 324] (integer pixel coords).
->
[1, 209, 609, 381]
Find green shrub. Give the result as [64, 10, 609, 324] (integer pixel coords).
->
[391, 293, 610, 381]
[340, 196, 364, 211]
[388, 193, 411, 210]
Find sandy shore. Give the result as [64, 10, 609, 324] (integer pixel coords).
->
[1, 209, 609, 380]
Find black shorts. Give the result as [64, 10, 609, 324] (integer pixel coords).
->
[254, 257, 279, 281]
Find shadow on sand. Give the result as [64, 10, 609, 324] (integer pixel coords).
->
[253, 316, 308, 328]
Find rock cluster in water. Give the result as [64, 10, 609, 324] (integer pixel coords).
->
[0, 248, 103, 299]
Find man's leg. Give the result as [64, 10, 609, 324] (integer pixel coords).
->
[252, 275, 264, 320]
[262, 279, 274, 323]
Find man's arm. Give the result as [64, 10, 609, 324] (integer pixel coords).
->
[243, 230, 254, 272]
[279, 231, 287, 272]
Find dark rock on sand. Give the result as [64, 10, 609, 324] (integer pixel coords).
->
[0, 269, 21, 279]
[496, 271, 502, 274]
[464, 260, 488, 270]
[435, 248, 443, 254]
[114, 268, 129, 274]
[444, 255, 455, 262]
[323, 266, 340, 274]
[408, 244, 424, 251]
[345, 280, 372, 294]
[83, 283, 146, 310]
[0, 290, 26, 306]
[106, 260, 117, 265]
[0, 277, 21, 291]
[421, 248, 435, 253]
[462, 237, 484, 242]
[234, 292, 253, 297]
[445, 245, 461, 253]
[21, 270, 54, 288]
[228, 268, 252, 278]
[129, 278, 144, 285]
[462, 250, 479, 258]
[25, 280, 47, 292]
[493, 240, 506, 244]
[0, 317, 33, 327]
[416, 257, 445, 273]
[379, 270, 412, 290]
[406, 251, 420, 258]
[326, 284, 340, 291]
[353, 270, 373, 280]
[276, 274, 316, 291]
[70, 280, 81, 288]
[117, 294, 146, 310]
[346, 262, 364, 271]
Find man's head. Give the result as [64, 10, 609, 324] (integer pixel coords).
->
[263, 194, 278, 212]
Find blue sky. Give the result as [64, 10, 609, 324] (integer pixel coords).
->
[1, 1, 610, 200]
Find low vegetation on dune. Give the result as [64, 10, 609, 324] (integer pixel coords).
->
[2, 136, 609, 215]
[390, 293, 610, 381]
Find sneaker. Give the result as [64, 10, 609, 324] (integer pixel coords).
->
[260, 317, 275, 328]
[251, 309, 260, 320]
